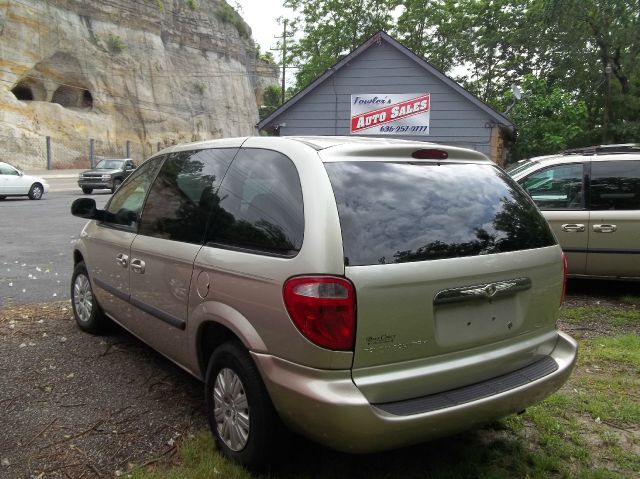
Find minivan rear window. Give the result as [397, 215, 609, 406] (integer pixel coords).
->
[324, 161, 556, 266]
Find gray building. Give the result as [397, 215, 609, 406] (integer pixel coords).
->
[257, 31, 514, 164]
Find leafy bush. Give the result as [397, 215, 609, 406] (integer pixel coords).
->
[106, 34, 126, 53]
[217, 2, 249, 38]
[186, 0, 197, 10]
[193, 82, 206, 95]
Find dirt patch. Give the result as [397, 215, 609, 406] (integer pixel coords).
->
[0, 302, 206, 478]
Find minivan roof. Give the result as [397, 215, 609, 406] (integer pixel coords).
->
[153, 136, 491, 163]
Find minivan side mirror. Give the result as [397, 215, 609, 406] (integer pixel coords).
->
[71, 198, 105, 221]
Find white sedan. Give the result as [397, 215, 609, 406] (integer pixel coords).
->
[0, 162, 49, 200]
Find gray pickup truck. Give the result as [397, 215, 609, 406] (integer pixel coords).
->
[78, 158, 136, 194]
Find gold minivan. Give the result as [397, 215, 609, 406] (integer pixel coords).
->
[508, 144, 640, 280]
[71, 136, 577, 468]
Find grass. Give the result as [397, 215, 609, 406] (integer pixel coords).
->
[128, 304, 639, 479]
[619, 295, 640, 306]
[559, 306, 639, 327]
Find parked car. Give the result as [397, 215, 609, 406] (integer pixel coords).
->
[78, 158, 136, 194]
[0, 161, 49, 200]
[508, 144, 640, 280]
[70, 136, 577, 468]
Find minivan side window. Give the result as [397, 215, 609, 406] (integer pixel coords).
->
[138, 148, 237, 244]
[519, 163, 584, 210]
[590, 160, 640, 210]
[206, 148, 304, 256]
[104, 157, 164, 230]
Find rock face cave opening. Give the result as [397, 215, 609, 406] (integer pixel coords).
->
[11, 79, 47, 101]
[52, 85, 93, 109]
[12, 84, 33, 100]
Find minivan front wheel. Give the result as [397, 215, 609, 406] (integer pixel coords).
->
[71, 261, 108, 334]
[205, 342, 280, 469]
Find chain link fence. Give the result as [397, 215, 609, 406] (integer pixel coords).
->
[0, 135, 148, 170]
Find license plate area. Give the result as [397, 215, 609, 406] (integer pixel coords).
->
[434, 297, 521, 348]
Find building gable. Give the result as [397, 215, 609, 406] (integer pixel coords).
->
[258, 31, 514, 159]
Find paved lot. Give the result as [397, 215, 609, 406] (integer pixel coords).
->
[0, 179, 110, 307]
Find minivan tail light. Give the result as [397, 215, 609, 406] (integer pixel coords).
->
[283, 276, 356, 351]
[561, 252, 567, 305]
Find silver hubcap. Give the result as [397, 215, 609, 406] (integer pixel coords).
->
[32, 186, 42, 199]
[73, 274, 93, 322]
[213, 368, 250, 451]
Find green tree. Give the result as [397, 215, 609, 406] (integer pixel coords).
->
[542, 0, 640, 142]
[259, 85, 284, 121]
[508, 76, 589, 162]
[283, 0, 399, 88]
[394, 0, 462, 73]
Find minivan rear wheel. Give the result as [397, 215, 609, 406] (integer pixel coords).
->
[71, 261, 108, 334]
[205, 341, 280, 469]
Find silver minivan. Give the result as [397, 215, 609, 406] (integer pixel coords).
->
[508, 144, 640, 279]
[71, 136, 577, 468]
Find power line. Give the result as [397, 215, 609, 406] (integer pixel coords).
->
[271, 19, 294, 104]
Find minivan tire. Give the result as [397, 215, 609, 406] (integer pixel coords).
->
[205, 341, 280, 470]
[71, 261, 108, 334]
[82, 187, 93, 194]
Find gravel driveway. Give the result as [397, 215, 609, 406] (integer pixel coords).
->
[0, 302, 206, 479]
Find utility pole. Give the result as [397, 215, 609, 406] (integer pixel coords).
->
[602, 62, 612, 144]
[272, 19, 293, 105]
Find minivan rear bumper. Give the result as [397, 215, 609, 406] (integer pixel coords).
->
[253, 331, 577, 453]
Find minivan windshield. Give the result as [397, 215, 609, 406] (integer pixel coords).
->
[325, 161, 556, 266]
[95, 159, 124, 169]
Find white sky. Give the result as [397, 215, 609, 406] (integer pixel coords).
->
[233, 0, 293, 57]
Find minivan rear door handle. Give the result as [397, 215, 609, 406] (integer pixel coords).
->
[593, 224, 617, 233]
[561, 224, 585, 232]
[130, 258, 146, 274]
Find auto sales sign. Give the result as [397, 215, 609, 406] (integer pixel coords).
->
[350, 93, 430, 135]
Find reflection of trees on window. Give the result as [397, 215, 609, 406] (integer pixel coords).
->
[140, 156, 221, 244]
[590, 161, 640, 210]
[207, 197, 297, 255]
[204, 149, 304, 256]
[389, 189, 555, 264]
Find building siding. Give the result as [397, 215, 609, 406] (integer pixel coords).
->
[273, 41, 500, 156]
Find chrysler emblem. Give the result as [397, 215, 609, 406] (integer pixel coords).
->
[483, 284, 498, 298]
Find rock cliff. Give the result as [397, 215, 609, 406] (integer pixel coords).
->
[0, 0, 279, 168]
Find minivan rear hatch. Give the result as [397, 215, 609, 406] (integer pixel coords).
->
[323, 153, 564, 403]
